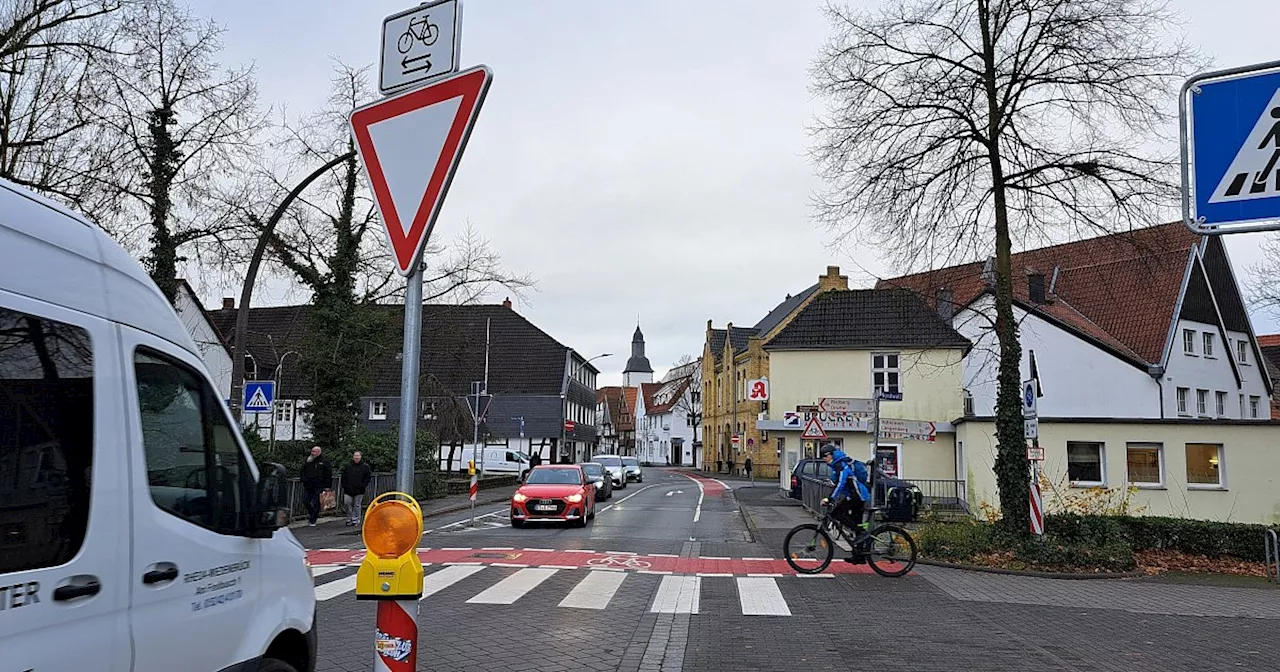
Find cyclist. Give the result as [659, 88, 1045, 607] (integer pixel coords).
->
[818, 443, 872, 561]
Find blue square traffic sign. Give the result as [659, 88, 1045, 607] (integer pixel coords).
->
[243, 380, 275, 413]
[1183, 61, 1280, 233]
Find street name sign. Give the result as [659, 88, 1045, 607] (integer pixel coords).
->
[1182, 60, 1280, 234]
[350, 65, 493, 276]
[380, 0, 461, 94]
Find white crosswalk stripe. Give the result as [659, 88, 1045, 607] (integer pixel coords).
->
[466, 567, 558, 604]
[312, 565, 799, 617]
[558, 570, 627, 610]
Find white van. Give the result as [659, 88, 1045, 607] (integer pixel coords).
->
[0, 179, 316, 672]
[444, 445, 531, 478]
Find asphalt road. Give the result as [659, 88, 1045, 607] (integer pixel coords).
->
[306, 468, 1280, 672]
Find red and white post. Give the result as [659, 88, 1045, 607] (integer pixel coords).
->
[1029, 443, 1045, 538]
[374, 599, 420, 671]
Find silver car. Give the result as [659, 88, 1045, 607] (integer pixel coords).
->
[621, 456, 643, 483]
[593, 454, 627, 488]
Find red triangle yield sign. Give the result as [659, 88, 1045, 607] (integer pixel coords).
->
[350, 65, 493, 276]
[801, 417, 827, 440]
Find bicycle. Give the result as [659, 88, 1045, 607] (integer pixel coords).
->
[783, 501, 917, 577]
[586, 555, 651, 570]
[397, 14, 440, 54]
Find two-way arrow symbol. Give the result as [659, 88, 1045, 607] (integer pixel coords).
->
[402, 52, 432, 75]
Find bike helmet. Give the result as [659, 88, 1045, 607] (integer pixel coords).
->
[819, 443, 839, 458]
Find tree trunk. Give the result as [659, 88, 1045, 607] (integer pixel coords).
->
[978, 0, 1029, 535]
[147, 106, 179, 304]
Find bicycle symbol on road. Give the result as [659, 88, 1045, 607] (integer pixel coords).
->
[586, 555, 652, 570]
[397, 14, 439, 54]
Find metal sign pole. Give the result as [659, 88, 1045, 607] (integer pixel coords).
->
[396, 259, 423, 496]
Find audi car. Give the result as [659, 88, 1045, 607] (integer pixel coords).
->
[511, 465, 597, 527]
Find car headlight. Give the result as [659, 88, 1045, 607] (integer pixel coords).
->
[595, 480, 604, 488]
[566, 493, 583, 503]
[513, 493, 528, 503]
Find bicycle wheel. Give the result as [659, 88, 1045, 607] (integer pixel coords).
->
[865, 524, 917, 578]
[783, 523, 834, 574]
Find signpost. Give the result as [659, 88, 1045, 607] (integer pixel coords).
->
[816, 397, 875, 414]
[352, 2, 490, 666]
[1022, 379, 1043, 539]
[380, 0, 461, 94]
[243, 380, 275, 414]
[1181, 60, 1280, 234]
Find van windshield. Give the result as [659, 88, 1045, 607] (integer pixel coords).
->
[595, 456, 621, 467]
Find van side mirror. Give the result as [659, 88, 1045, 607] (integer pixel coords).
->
[253, 462, 290, 535]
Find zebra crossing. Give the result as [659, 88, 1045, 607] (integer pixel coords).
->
[312, 563, 825, 616]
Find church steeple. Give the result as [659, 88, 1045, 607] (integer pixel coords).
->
[623, 323, 654, 386]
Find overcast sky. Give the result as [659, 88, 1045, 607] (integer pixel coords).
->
[186, 0, 1280, 387]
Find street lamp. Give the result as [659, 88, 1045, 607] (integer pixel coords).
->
[269, 350, 301, 454]
[564, 352, 611, 463]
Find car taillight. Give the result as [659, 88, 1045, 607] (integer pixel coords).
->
[790, 475, 798, 487]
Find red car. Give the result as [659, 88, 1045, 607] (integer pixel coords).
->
[510, 465, 597, 528]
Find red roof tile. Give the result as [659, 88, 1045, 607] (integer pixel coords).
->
[877, 223, 1200, 366]
[1257, 334, 1280, 347]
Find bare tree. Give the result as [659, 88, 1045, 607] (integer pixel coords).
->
[810, 0, 1200, 533]
[92, 0, 263, 303]
[0, 0, 121, 207]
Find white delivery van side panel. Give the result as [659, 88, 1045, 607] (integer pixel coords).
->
[0, 290, 132, 672]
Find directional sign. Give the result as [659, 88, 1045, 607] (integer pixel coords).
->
[746, 379, 769, 401]
[801, 417, 827, 440]
[243, 381, 275, 413]
[1024, 418, 1039, 440]
[1022, 380, 1037, 418]
[876, 389, 903, 402]
[878, 418, 936, 443]
[350, 65, 493, 276]
[380, 0, 461, 94]
[817, 397, 874, 414]
[1182, 61, 1280, 233]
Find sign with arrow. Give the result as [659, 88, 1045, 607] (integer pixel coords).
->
[380, 0, 461, 94]
[350, 65, 493, 276]
[816, 397, 874, 414]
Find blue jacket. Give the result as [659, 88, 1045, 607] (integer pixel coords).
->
[829, 449, 870, 502]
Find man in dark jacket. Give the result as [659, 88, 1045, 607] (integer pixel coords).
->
[340, 451, 374, 526]
[300, 445, 333, 527]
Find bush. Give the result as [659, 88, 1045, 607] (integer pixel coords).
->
[1113, 516, 1271, 562]
[917, 516, 1135, 572]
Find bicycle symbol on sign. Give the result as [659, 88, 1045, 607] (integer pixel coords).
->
[397, 14, 440, 54]
[586, 555, 652, 570]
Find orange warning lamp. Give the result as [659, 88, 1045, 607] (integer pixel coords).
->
[355, 492, 424, 599]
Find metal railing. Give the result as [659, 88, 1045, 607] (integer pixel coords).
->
[282, 470, 517, 521]
[1266, 528, 1279, 584]
[798, 475, 969, 518]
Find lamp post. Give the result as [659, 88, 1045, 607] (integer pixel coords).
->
[269, 350, 300, 455]
[565, 352, 611, 463]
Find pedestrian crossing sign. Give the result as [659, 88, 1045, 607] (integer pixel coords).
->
[1183, 61, 1280, 233]
[243, 380, 274, 413]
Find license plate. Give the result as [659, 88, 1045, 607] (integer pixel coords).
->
[534, 504, 557, 511]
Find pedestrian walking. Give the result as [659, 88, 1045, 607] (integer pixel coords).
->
[529, 451, 542, 469]
[340, 451, 373, 526]
[300, 446, 333, 527]
[744, 457, 753, 485]
[727, 457, 734, 476]
[716, 458, 722, 473]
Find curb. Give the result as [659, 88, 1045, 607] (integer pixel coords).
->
[916, 558, 1147, 580]
[288, 492, 512, 529]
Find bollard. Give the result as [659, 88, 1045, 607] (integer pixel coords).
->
[356, 492, 425, 671]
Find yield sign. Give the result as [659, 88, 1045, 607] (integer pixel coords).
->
[350, 65, 493, 276]
[801, 417, 827, 440]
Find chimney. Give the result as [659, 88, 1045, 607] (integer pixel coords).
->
[502, 297, 512, 309]
[222, 297, 234, 310]
[818, 265, 849, 291]
[935, 288, 954, 320]
[1027, 271, 1046, 305]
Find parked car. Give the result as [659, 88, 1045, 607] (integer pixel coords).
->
[0, 177, 316, 672]
[580, 462, 613, 501]
[788, 458, 832, 499]
[593, 454, 627, 488]
[788, 456, 922, 522]
[621, 456, 643, 483]
[510, 465, 596, 528]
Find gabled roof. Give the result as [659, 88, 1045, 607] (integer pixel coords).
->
[765, 288, 971, 351]
[647, 377, 691, 415]
[877, 223, 1203, 368]
[176, 279, 231, 357]
[638, 382, 662, 413]
[754, 284, 819, 336]
[209, 303, 577, 398]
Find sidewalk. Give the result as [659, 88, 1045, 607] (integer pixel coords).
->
[288, 487, 513, 549]
[732, 481, 817, 550]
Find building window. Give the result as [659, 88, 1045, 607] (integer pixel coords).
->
[1182, 329, 1195, 354]
[1215, 391, 1226, 417]
[422, 400, 437, 420]
[370, 400, 387, 420]
[1203, 332, 1214, 357]
[1240, 393, 1246, 418]
[1185, 443, 1222, 487]
[1066, 441, 1104, 485]
[1249, 396, 1260, 419]
[275, 400, 293, 423]
[1176, 387, 1188, 415]
[872, 353, 901, 395]
[1196, 389, 1207, 416]
[1238, 340, 1249, 365]
[1125, 442, 1163, 486]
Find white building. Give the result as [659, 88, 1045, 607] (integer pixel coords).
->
[635, 376, 696, 466]
[174, 280, 233, 403]
[882, 223, 1274, 421]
